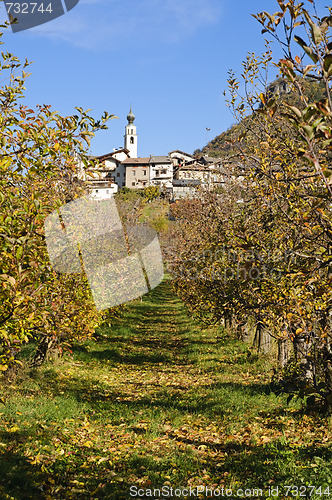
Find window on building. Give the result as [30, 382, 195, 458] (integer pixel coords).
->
[133, 170, 136, 176]
[106, 190, 109, 194]
[95, 190, 98, 192]
[143, 170, 147, 176]
[161, 169, 167, 174]
[122, 182, 125, 186]
[130, 137, 134, 144]
[155, 171, 159, 176]
[117, 172, 120, 177]
[132, 182, 135, 186]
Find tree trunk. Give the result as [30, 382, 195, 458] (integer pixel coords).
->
[293, 336, 313, 381]
[322, 342, 332, 394]
[253, 323, 271, 353]
[224, 315, 248, 340]
[278, 339, 289, 367]
[240, 317, 255, 343]
[238, 320, 250, 342]
[224, 314, 232, 331]
[253, 324, 261, 350]
[32, 335, 58, 367]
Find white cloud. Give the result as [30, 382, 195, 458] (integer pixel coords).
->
[27, 0, 222, 49]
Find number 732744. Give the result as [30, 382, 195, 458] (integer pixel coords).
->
[5, 3, 53, 14]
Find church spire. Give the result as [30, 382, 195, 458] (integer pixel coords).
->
[127, 106, 135, 125]
[124, 106, 137, 158]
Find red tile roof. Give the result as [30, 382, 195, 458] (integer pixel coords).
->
[121, 157, 150, 165]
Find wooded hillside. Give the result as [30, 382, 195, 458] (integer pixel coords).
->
[194, 78, 327, 159]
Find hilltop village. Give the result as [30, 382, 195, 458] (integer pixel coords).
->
[78, 108, 240, 200]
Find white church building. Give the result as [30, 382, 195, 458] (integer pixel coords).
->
[124, 107, 138, 158]
[78, 108, 173, 199]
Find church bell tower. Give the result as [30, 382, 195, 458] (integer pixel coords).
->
[124, 107, 137, 158]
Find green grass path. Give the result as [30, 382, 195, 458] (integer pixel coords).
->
[0, 278, 332, 499]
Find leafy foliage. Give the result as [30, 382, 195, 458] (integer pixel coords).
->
[170, 0, 332, 409]
[1, 279, 332, 498]
[0, 23, 116, 371]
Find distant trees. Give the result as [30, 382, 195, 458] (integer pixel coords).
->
[169, 0, 332, 410]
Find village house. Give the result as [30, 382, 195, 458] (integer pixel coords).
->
[149, 156, 173, 188]
[169, 150, 195, 167]
[85, 148, 129, 199]
[177, 163, 209, 183]
[171, 151, 225, 188]
[78, 107, 232, 198]
[122, 157, 150, 188]
[197, 154, 222, 167]
[123, 155, 173, 190]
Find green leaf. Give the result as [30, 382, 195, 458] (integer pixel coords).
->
[303, 11, 323, 44]
[294, 35, 319, 63]
[16, 246, 23, 260]
[322, 139, 332, 148]
[323, 54, 332, 76]
[284, 104, 302, 118]
[302, 125, 315, 140]
[302, 107, 316, 122]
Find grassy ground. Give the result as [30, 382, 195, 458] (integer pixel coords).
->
[1, 277, 332, 499]
[138, 199, 169, 234]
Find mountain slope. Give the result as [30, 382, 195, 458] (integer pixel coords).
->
[194, 78, 327, 159]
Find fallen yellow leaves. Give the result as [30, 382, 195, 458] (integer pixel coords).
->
[7, 425, 19, 433]
[82, 440, 93, 448]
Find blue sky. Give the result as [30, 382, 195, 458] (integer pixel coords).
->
[0, 0, 292, 157]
